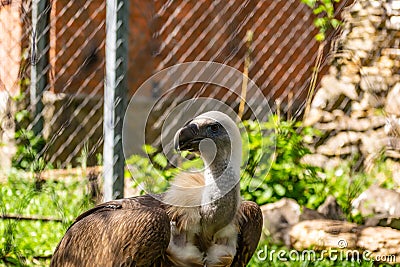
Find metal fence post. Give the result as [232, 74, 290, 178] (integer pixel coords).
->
[30, 0, 49, 136]
[103, 0, 129, 201]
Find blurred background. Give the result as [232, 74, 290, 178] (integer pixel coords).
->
[1, 0, 400, 265]
[0, 0, 348, 168]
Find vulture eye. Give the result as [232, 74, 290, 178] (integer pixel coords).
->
[208, 123, 220, 134]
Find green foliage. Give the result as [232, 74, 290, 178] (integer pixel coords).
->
[240, 116, 389, 223]
[240, 116, 324, 208]
[325, 159, 400, 223]
[12, 129, 47, 171]
[0, 170, 94, 266]
[125, 144, 203, 195]
[12, 95, 48, 172]
[301, 0, 342, 41]
[125, 153, 174, 195]
[76, 142, 89, 170]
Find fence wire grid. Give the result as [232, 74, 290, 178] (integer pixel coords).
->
[1, 0, 354, 171]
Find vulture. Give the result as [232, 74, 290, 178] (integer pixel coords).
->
[51, 111, 263, 267]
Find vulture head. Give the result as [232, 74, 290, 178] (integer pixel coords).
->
[174, 111, 242, 178]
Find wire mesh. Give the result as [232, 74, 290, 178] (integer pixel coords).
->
[0, 0, 356, 170]
[1, 0, 106, 169]
[2, 1, 400, 264]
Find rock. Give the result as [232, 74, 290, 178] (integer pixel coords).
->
[315, 116, 386, 132]
[350, 109, 368, 118]
[369, 15, 385, 26]
[389, 160, 400, 186]
[390, 0, 400, 10]
[290, 220, 359, 251]
[388, 74, 400, 87]
[300, 154, 342, 169]
[349, 24, 375, 36]
[353, 49, 369, 60]
[362, 66, 393, 77]
[345, 38, 375, 51]
[340, 73, 360, 84]
[298, 197, 345, 221]
[332, 109, 345, 118]
[382, 48, 400, 57]
[386, 83, 400, 116]
[303, 108, 322, 126]
[310, 89, 330, 110]
[360, 130, 388, 156]
[316, 131, 361, 156]
[387, 16, 400, 30]
[306, 0, 400, 167]
[300, 207, 326, 221]
[260, 198, 300, 245]
[320, 110, 335, 122]
[324, 157, 343, 169]
[387, 137, 400, 152]
[386, 149, 400, 159]
[366, 6, 384, 16]
[387, 137, 400, 150]
[321, 75, 358, 100]
[352, 185, 400, 230]
[385, 114, 400, 136]
[385, 7, 400, 16]
[377, 56, 395, 69]
[358, 91, 385, 109]
[350, 1, 363, 12]
[360, 74, 389, 92]
[310, 83, 347, 111]
[370, 0, 384, 9]
[317, 144, 359, 156]
[300, 154, 329, 168]
[317, 196, 346, 221]
[290, 219, 400, 262]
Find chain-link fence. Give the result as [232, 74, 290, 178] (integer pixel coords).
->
[1, 0, 106, 170]
[3, 1, 400, 264]
[0, 0, 353, 172]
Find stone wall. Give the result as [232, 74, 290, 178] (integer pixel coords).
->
[304, 0, 400, 168]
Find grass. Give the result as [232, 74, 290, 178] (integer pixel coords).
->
[0, 169, 94, 266]
[0, 162, 399, 266]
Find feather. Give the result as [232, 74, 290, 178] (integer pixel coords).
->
[164, 172, 204, 232]
[231, 201, 263, 266]
[50, 195, 171, 267]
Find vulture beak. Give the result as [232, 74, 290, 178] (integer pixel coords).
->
[174, 123, 202, 152]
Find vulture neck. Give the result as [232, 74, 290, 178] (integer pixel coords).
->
[200, 143, 241, 231]
[203, 151, 240, 196]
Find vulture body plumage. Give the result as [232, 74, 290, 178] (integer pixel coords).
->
[51, 111, 263, 267]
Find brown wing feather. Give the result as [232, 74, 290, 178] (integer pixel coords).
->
[231, 201, 263, 267]
[50, 195, 171, 267]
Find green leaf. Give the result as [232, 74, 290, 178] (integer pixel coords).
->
[314, 17, 327, 28]
[153, 153, 168, 168]
[301, 0, 317, 8]
[330, 18, 342, 28]
[315, 32, 326, 41]
[313, 5, 326, 15]
[15, 110, 29, 122]
[142, 144, 157, 154]
[273, 184, 286, 196]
